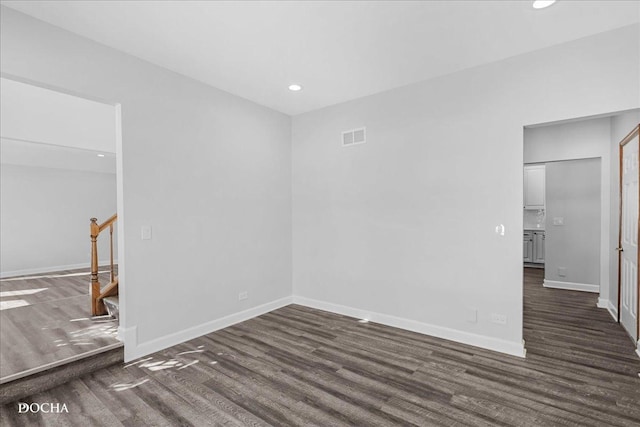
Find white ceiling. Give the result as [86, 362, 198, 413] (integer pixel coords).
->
[1, 78, 116, 153]
[3, 1, 639, 116]
[0, 77, 116, 173]
[1, 137, 116, 174]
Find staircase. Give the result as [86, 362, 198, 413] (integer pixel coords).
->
[103, 296, 119, 319]
[90, 214, 119, 317]
[0, 215, 123, 405]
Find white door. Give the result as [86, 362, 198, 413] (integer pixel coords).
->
[620, 129, 639, 341]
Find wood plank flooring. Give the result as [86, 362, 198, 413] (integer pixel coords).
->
[1, 268, 639, 426]
[0, 267, 121, 381]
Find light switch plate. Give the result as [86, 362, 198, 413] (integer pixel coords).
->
[553, 217, 564, 226]
[141, 225, 152, 240]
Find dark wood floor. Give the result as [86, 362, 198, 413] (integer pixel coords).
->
[1, 268, 639, 426]
[0, 267, 120, 381]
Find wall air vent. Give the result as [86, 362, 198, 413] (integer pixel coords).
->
[342, 127, 366, 147]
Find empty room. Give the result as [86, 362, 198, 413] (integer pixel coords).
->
[0, 1, 639, 426]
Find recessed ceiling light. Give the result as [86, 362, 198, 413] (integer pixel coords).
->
[97, 154, 105, 157]
[533, 0, 556, 9]
[288, 84, 302, 92]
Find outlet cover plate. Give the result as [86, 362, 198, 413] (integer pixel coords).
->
[490, 313, 507, 325]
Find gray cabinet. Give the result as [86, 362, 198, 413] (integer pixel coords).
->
[524, 230, 545, 264]
[532, 231, 545, 264]
[523, 232, 533, 263]
[524, 165, 545, 209]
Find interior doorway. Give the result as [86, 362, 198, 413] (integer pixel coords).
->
[522, 109, 640, 359]
[0, 76, 124, 382]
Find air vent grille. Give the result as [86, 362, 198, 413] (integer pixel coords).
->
[342, 127, 366, 147]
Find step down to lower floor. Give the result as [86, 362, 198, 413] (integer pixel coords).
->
[0, 346, 123, 405]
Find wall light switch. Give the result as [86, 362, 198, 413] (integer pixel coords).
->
[553, 217, 564, 226]
[141, 225, 152, 240]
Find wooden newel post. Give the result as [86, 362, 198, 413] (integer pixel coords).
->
[90, 218, 104, 316]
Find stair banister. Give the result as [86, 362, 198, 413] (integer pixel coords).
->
[89, 214, 118, 316]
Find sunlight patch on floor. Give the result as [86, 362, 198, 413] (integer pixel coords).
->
[111, 378, 149, 392]
[0, 299, 30, 310]
[124, 345, 213, 374]
[176, 349, 205, 356]
[0, 288, 48, 297]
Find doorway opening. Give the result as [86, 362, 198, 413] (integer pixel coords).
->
[522, 109, 640, 359]
[0, 76, 125, 383]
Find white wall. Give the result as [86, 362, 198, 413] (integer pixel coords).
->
[524, 117, 611, 298]
[609, 109, 640, 314]
[544, 159, 601, 287]
[2, 5, 638, 360]
[292, 24, 639, 356]
[0, 165, 117, 276]
[0, 7, 292, 360]
[524, 117, 611, 163]
[1, 137, 117, 175]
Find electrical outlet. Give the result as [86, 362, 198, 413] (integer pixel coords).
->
[557, 267, 566, 277]
[490, 313, 507, 325]
[553, 217, 564, 226]
[238, 291, 248, 301]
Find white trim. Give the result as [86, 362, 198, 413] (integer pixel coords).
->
[607, 300, 619, 321]
[114, 102, 128, 353]
[543, 279, 599, 293]
[292, 296, 526, 358]
[116, 326, 126, 343]
[124, 296, 293, 362]
[597, 298, 618, 321]
[0, 260, 118, 279]
[636, 340, 640, 359]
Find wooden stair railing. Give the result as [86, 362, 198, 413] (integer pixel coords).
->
[90, 214, 118, 316]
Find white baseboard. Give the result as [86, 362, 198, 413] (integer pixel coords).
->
[292, 296, 526, 358]
[124, 296, 293, 362]
[636, 340, 640, 359]
[116, 326, 126, 343]
[607, 300, 619, 321]
[543, 279, 599, 293]
[597, 298, 618, 321]
[0, 260, 117, 279]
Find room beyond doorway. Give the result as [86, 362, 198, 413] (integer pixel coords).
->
[522, 109, 640, 358]
[0, 267, 121, 382]
[0, 77, 124, 383]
